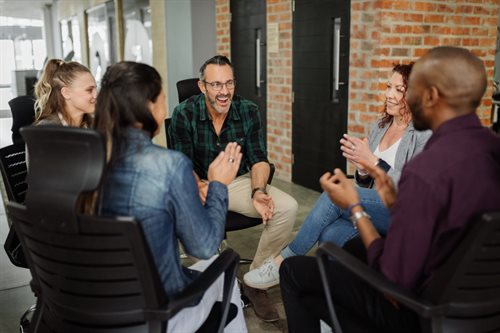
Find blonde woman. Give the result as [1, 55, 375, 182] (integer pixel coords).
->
[34, 59, 96, 127]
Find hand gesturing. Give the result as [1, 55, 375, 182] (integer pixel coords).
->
[340, 134, 377, 172]
[207, 142, 242, 185]
[252, 191, 274, 224]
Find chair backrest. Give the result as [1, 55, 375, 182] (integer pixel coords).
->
[8, 95, 36, 144]
[22, 126, 106, 233]
[0, 143, 29, 267]
[8, 126, 170, 332]
[0, 143, 28, 204]
[9, 205, 168, 332]
[165, 78, 201, 148]
[421, 212, 500, 317]
[165, 117, 172, 148]
[176, 78, 201, 103]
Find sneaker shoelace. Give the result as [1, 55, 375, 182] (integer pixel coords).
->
[258, 260, 276, 278]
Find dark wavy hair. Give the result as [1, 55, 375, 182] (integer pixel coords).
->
[199, 55, 234, 80]
[94, 61, 162, 164]
[379, 62, 414, 128]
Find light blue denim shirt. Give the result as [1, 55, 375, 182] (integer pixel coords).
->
[99, 127, 228, 297]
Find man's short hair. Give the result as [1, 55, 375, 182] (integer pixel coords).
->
[419, 46, 487, 112]
[199, 55, 234, 80]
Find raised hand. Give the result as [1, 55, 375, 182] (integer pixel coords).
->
[340, 134, 377, 172]
[207, 142, 242, 185]
[319, 168, 359, 210]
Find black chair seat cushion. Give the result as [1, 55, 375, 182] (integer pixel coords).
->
[225, 211, 261, 232]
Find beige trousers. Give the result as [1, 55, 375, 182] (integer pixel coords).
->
[228, 174, 298, 270]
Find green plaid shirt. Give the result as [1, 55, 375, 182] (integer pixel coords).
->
[169, 93, 268, 179]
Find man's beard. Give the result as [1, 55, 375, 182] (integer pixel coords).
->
[409, 100, 430, 131]
[208, 93, 231, 114]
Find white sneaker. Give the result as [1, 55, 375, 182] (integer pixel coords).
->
[243, 258, 280, 289]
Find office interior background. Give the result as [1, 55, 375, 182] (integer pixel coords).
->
[1, 0, 499, 186]
[0, 0, 499, 331]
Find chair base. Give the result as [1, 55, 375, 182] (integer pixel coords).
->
[239, 258, 253, 265]
[20, 303, 36, 333]
[219, 240, 253, 265]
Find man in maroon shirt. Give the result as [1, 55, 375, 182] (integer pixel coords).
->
[280, 46, 500, 333]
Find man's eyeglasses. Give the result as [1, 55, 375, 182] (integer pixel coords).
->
[203, 80, 236, 91]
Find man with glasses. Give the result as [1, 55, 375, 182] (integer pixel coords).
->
[169, 55, 297, 322]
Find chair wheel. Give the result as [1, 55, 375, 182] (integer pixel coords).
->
[19, 304, 36, 333]
[241, 293, 251, 309]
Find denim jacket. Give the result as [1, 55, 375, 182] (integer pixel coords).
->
[99, 127, 228, 297]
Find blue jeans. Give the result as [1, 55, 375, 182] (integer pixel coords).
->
[280, 187, 391, 258]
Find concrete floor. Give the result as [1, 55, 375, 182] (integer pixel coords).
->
[229, 178, 321, 333]
[0, 170, 321, 332]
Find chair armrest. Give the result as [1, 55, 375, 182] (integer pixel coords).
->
[161, 248, 239, 332]
[267, 163, 275, 184]
[316, 243, 448, 318]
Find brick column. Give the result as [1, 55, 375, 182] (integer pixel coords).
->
[215, 0, 231, 57]
[266, 0, 293, 180]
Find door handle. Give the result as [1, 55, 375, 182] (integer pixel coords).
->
[256, 29, 261, 89]
[332, 17, 344, 102]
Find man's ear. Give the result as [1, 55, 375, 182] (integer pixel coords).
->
[423, 86, 439, 108]
[60, 86, 71, 100]
[198, 80, 206, 95]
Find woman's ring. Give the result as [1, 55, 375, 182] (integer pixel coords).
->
[228, 157, 235, 163]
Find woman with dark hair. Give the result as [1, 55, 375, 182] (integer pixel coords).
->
[94, 61, 247, 332]
[244, 63, 432, 290]
[34, 58, 95, 127]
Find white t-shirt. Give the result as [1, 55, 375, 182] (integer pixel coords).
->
[374, 137, 401, 169]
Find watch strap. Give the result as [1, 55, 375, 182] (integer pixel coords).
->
[251, 187, 267, 199]
[350, 211, 371, 229]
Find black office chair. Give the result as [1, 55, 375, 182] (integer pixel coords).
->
[316, 212, 500, 333]
[0, 143, 28, 206]
[167, 78, 276, 264]
[7, 126, 240, 333]
[0, 143, 29, 268]
[8, 95, 36, 144]
[492, 90, 500, 134]
[0, 142, 33, 332]
[177, 77, 201, 103]
[164, 78, 201, 148]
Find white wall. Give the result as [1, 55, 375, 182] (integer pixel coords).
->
[165, 0, 216, 113]
[191, 0, 217, 76]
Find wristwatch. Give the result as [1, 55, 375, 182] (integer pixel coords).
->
[251, 187, 267, 199]
[350, 211, 371, 230]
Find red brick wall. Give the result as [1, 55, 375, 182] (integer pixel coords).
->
[349, 0, 500, 139]
[215, 0, 231, 57]
[216, 0, 294, 180]
[216, 0, 500, 181]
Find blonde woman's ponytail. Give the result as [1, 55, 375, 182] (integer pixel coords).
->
[34, 59, 63, 122]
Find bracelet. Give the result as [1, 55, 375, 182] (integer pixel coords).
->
[251, 187, 267, 199]
[357, 169, 369, 177]
[350, 211, 371, 230]
[347, 202, 363, 215]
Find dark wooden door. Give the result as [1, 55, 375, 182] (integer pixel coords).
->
[230, 0, 267, 135]
[292, 0, 350, 191]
